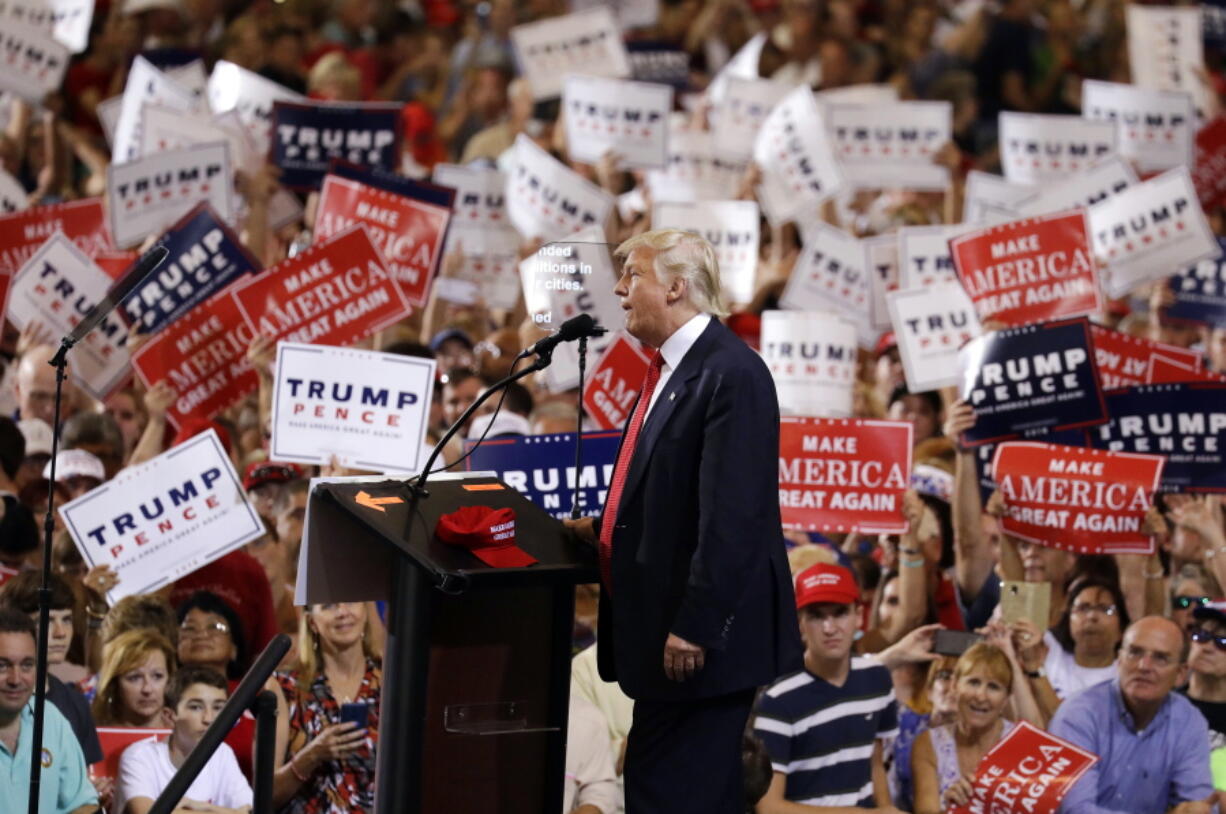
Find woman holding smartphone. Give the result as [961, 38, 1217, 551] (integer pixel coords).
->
[266, 602, 382, 813]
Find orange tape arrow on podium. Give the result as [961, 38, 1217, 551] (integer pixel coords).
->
[354, 490, 404, 512]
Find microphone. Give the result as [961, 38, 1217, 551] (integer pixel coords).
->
[525, 313, 607, 358]
[66, 245, 170, 346]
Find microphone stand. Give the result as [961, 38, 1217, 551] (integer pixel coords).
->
[570, 336, 588, 519]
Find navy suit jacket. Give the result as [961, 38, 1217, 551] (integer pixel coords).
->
[596, 318, 803, 701]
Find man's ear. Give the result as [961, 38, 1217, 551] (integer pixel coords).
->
[162, 706, 176, 727]
[665, 274, 688, 305]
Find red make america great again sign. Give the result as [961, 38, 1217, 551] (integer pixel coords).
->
[951, 210, 1101, 326]
[0, 199, 111, 314]
[779, 417, 913, 534]
[992, 441, 1164, 555]
[949, 722, 1097, 814]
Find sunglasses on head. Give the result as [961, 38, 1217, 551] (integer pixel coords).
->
[1191, 628, 1226, 653]
[1174, 595, 1212, 610]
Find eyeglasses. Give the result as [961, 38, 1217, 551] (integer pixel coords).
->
[1071, 603, 1117, 617]
[1191, 628, 1226, 653]
[180, 620, 231, 638]
[1173, 596, 1212, 611]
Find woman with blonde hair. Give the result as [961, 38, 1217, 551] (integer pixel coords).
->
[266, 602, 382, 813]
[91, 628, 176, 727]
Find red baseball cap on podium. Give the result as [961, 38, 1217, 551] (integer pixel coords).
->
[436, 506, 537, 568]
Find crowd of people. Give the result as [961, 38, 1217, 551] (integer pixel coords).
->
[0, 0, 1223, 812]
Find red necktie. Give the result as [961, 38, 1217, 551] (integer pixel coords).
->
[598, 351, 665, 595]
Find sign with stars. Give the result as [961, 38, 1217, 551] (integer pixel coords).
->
[106, 142, 235, 249]
[652, 200, 760, 304]
[887, 282, 982, 393]
[563, 74, 672, 169]
[269, 100, 402, 191]
[759, 309, 859, 417]
[780, 223, 873, 347]
[1082, 79, 1195, 175]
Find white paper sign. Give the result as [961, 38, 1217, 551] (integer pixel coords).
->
[140, 104, 260, 173]
[963, 171, 1032, 222]
[704, 31, 765, 106]
[759, 309, 858, 417]
[511, 8, 630, 100]
[271, 342, 436, 473]
[0, 0, 93, 53]
[1127, 6, 1212, 119]
[563, 75, 671, 169]
[753, 86, 845, 225]
[648, 124, 746, 203]
[713, 77, 791, 161]
[107, 142, 235, 249]
[112, 56, 200, 164]
[96, 95, 121, 148]
[781, 224, 872, 346]
[0, 22, 70, 103]
[6, 235, 131, 399]
[887, 283, 982, 392]
[1087, 167, 1221, 297]
[1014, 156, 1139, 217]
[828, 101, 952, 190]
[1082, 79, 1195, 174]
[506, 134, 614, 242]
[60, 430, 263, 604]
[0, 168, 28, 215]
[653, 200, 760, 304]
[433, 162, 521, 309]
[866, 234, 899, 330]
[998, 113, 1117, 185]
[571, 0, 658, 31]
[165, 60, 208, 104]
[898, 222, 982, 288]
[207, 60, 306, 155]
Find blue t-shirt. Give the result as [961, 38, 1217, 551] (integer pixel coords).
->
[753, 656, 898, 808]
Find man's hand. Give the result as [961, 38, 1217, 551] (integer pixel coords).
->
[1168, 799, 1212, 814]
[562, 516, 597, 545]
[663, 633, 705, 682]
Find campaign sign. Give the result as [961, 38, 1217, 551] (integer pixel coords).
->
[627, 48, 688, 86]
[121, 204, 260, 334]
[753, 85, 845, 225]
[866, 234, 899, 330]
[1087, 167, 1220, 298]
[958, 319, 1108, 446]
[713, 76, 791, 161]
[652, 200, 759, 304]
[948, 721, 1098, 814]
[510, 7, 630, 101]
[1082, 80, 1195, 174]
[827, 101, 952, 190]
[139, 104, 259, 174]
[314, 168, 453, 307]
[0, 0, 94, 54]
[1147, 354, 1226, 385]
[563, 75, 671, 169]
[1014, 156, 1138, 218]
[107, 142, 234, 249]
[1091, 383, 1226, 492]
[507, 134, 614, 242]
[781, 223, 872, 346]
[1088, 324, 1203, 389]
[951, 210, 1101, 326]
[0, 168, 28, 215]
[974, 429, 1088, 507]
[887, 283, 982, 393]
[464, 432, 622, 520]
[94, 250, 139, 281]
[963, 171, 1033, 223]
[1194, 117, 1226, 210]
[778, 417, 913, 534]
[270, 101, 402, 191]
[0, 22, 70, 103]
[582, 332, 651, 430]
[439, 226, 521, 310]
[648, 126, 747, 204]
[1168, 241, 1226, 325]
[92, 728, 171, 783]
[111, 55, 199, 164]
[993, 442, 1163, 555]
[0, 198, 109, 287]
[998, 113, 1116, 185]
[59, 430, 263, 604]
[228, 226, 409, 348]
[271, 342, 435, 473]
[131, 292, 257, 430]
[6, 235, 129, 399]
[898, 222, 980, 288]
[1127, 5, 1212, 119]
[760, 310, 858, 417]
[207, 60, 306, 155]
[433, 163, 506, 227]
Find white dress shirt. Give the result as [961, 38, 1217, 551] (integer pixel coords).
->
[644, 313, 711, 419]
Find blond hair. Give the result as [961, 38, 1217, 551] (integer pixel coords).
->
[92, 628, 176, 725]
[296, 602, 381, 679]
[615, 229, 729, 317]
[954, 642, 1013, 693]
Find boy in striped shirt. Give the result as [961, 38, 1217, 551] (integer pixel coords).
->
[753, 563, 904, 813]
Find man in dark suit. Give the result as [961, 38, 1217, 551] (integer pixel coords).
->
[566, 229, 802, 812]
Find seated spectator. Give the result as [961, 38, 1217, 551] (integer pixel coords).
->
[753, 563, 901, 812]
[168, 550, 278, 667]
[1185, 602, 1226, 808]
[116, 667, 252, 814]
[0, 608, 98, 813]
[1171, 564, 1221, 635]
[0, 570, 101, 763]
[886, 656, 958, 811]
[1050, 616, 1214, 813]
[563, 694, 619, 813]
[92, 628, 175, 728]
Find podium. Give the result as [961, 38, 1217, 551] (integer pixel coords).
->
[299, 471, 599, 813]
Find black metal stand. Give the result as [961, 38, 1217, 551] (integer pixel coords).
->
[251, 690, 278, 813]
[570, 336, 588, 519]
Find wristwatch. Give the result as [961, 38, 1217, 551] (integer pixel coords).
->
[1024, 667, 1046, 680]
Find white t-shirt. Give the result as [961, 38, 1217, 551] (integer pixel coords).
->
[1042, 630, 1117, 700]
[116, 737, 252, 813]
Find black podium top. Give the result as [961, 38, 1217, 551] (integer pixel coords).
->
[307, 473, 598, 596]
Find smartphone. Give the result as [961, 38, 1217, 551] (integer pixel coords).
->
[340, 702, 369, 730]
[933, 629, 984, 657]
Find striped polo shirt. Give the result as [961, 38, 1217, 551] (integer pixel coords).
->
[753, 656, 898, 808]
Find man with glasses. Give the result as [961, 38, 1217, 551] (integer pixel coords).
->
[1184, 602, 1226, 809]
[1050, 616, 1215, 814]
